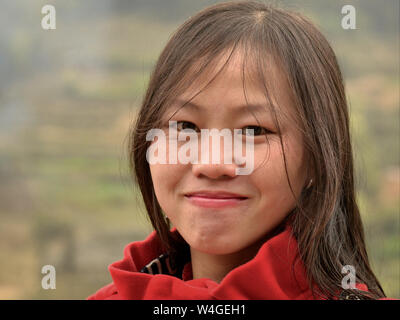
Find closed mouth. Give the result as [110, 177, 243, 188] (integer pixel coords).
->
[184, 191, 248, 200]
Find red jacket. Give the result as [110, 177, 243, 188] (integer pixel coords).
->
[87, 224, 370, 300]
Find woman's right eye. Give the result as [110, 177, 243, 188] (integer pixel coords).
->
[176, 121, 200, 132]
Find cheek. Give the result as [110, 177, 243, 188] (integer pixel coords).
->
[252, 142, 291, 187]
[150, 164, 177, 192]
[149, 163, 187, 212]
[283, 140, 308, 195]
[251, 139, 307, 211]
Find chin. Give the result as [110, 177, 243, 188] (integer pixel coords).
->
[187, 233, 242, 255]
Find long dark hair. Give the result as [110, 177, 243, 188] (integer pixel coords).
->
[128, 1, 386, 299]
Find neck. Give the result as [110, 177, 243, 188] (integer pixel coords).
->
[189, 236, 268, 283]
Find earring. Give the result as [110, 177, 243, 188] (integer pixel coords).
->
[306, 179, 313, 189]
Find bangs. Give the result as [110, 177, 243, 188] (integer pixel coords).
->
[160, 38, 290, 137]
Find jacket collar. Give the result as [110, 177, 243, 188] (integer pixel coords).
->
[106, 223, 315, 300]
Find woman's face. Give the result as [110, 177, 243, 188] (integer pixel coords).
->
[149, 52, 309, 255]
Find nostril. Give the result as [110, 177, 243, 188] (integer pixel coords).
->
[191, 163, 238, 179]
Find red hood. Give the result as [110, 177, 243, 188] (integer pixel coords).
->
[87, 224, 372, 300]
[88, 224, 320, 300]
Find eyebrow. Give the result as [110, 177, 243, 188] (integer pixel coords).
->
[173, 98, 272, 114]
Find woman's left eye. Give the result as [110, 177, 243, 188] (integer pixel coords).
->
[176, 121, 200, 132]
[241, 125, 272, 136]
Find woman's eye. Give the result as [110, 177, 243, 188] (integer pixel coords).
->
[176, 121, 200, 132]
[242, 125, 272, 136]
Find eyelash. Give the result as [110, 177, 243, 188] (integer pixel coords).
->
[176, 121, 200, 132]
[175, 121, 274, 136]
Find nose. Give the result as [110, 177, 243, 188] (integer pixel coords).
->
[192, 138, 238, 179]
[192, 162, 238, 179]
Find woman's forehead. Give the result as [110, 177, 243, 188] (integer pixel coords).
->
[173, 49, 296, 123]
[183, 48, 276, 92]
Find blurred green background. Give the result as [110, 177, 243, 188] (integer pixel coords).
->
[0, 0, 398, 299]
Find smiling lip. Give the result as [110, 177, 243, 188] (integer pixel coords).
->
[184, 191, 248, 209]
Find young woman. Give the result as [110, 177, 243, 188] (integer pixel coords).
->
[88, 1, 386, 300]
